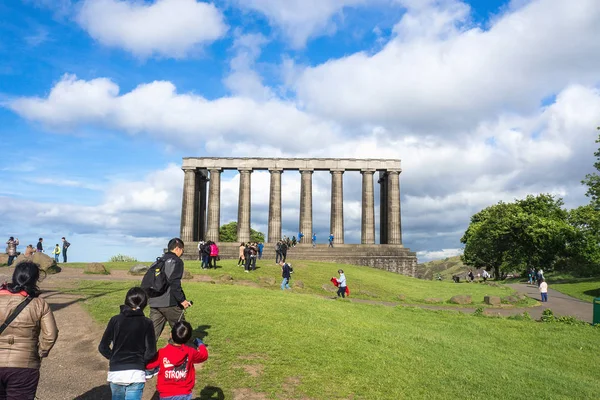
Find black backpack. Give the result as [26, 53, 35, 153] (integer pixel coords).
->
[141, 257, 168, 297]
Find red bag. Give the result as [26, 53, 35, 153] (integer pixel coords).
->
[331, 277, 339, 287]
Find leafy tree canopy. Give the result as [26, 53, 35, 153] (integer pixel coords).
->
[581, 129, 600, 210]
[219, 222, 265, 243]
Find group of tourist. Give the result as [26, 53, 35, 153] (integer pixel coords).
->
[275, 240, 288, 263]
[237, 242, 264, 272]
[5, 236, 71, 266]
[0, 238, 206, 400]
[197, 241, 219, 269]
[528, 268, 549, 302]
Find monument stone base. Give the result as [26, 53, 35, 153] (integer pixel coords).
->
[182, 243, 418, 277]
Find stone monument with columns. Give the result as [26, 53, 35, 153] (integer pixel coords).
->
[179, 157, 417, 276]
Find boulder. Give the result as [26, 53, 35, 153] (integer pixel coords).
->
[502, 295, 520, 304]
[397, 294, 406, 301]
[0, 253, 8, 266]
[11, 253, 59, 273]
[424, 298, 444, 304]
[450, 295, 472, 305]
[293, 280, 304, 289]
[262, 277, 276, 286]
[85, 263, 109, 275]
[484, 296, 501, 306]
[182, 270, 193, 280]
[129, 264, 149, 276]
[321, 284, 337, 293]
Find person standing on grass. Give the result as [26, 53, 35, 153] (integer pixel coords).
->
[0, 261, 59, 400]
[209, 241, 219, 268]
[482, 269, 490, 282]
[539, 279, 548, 302]
[36, 238, 43, 253]
[61, 237, 70, 263]
[238, 242, 245, 266]
[201, 241, 211, 270]
[51, 244, 61, 263]
[98, 287, 157, 400]
[146, 321, 208, 400]
[148, 238, 192, 342]
[257, 242, 264, 260]
[280, 261, 291, 290]
[6, 237, 19, 266]
[335, 269, 347, 298]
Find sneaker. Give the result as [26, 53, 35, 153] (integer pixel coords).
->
[145, 367, 159, 379]
[244, 270, 249, 273]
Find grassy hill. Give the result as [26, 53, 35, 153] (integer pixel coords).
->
[415, 255, 472, 280]
[64, 277, 600, 400]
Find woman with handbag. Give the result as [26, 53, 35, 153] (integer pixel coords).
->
[0, 261, 59, 399]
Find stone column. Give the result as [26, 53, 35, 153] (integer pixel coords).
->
[180, 168, 197, 243]
[387, 170, 402, 245]
[205, 168, 222, 242]
[299, 169, 313, 244]
[378, 171, 388, 244]
[268, 168, 283, 243]
[330, 169, 344, 244]
[361, 169, 376, 244]
[237, 168, 252, 243]
[196, 170, 208, 241]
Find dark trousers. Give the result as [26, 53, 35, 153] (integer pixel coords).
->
[245, 257, 251, 271]
[150, 306, 185, 341]
[251, 256, 257, 270]
[337, 286, 346, 298]
[0, 367, 40, 400]
[275, 251, 281, 263]
[7, 256, 15, 266]
[62, 248, 68, 263]
[238, 257, 244, 266]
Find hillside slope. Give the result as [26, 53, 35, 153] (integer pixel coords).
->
[415, 255, 473, 280]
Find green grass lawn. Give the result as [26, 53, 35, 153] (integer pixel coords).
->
[63, 280, 600, 400]
[550, 278, 600, 303]
[65, 259, 528, 306]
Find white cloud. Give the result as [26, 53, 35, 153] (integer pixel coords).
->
[223, 33, 274, 100]
[8, 74, 342, 152]
[76, 0, 227, 58]
[294, 0, 600, 132]
[234, 0, 367, 48]
[417, 248, 462, 262]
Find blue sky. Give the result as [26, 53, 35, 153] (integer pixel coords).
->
[1, 0, 600, 262]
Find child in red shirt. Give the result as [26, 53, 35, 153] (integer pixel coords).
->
[146, 321, 208, 400]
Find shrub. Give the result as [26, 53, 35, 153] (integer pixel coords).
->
[109, 254, 138, 262]
[473, 307, 484, 316]
[540, 309, 587, 326]
[508, 312, 532, 321]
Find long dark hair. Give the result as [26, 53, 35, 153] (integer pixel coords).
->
[3, 261, 44, 298]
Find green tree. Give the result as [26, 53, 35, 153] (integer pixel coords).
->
[561, 205, 600, 275]
[461, 194, 573, 278]
[581, 129, 600, 210]
[218, 222, 265, 243]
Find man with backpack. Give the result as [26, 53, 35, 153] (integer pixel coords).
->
[145, 238, 192, 341]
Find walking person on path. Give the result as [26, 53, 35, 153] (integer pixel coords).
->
[0, 261, 59, 400]
[539, 279, 548, 302]
[61, 237, 70, 263]
[148, 238, 192, 342]
[280, 261, 291, 290]
[5, 237, 19, 266]
[334, 269, 347, 298]
[98, 287, 157, 400]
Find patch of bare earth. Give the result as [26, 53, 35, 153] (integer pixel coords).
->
[233, 388, 268, 400]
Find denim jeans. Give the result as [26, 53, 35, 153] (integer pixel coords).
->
[541, 293, 548, 302]
[54, 255, 59, 262]
[281, 278, 290, 290]
[63, 248, 68, 263]
[109, 382, 144, 400]
[337, 286, 346, 298]
[7, 255, 15, 266]
[161, 394, 192, 400]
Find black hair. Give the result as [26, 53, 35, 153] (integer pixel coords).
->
[39, 238, 43, 241]
[171, 321, 193, 344]
[5, 261, 44, 298]
[168, 238, 184, 252]
[240, 242, 245, 246]
[338, 269, 344, 274]
[124, 287, 148, 310]
[9, 236, 14, 240]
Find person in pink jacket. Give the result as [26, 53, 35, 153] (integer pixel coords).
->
[209, 242, 219, 268]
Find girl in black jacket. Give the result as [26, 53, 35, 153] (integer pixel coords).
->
[98, 287, 157, 400]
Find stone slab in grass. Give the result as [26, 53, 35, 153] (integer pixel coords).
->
[85, 263, 109, 275]
[450, 295, 472, 305]
[424, 298, 444, 304]
[359, 290, 379, 298]
[129, 264, 149, 276]
[397, 294, 406, 301]
[502, 295, 520, 304]
[220, 274, 234, 282]
[484, 295, 501, 306]
[182, 270, 193, 280]
[293, 280, 304, 289]
[322, 284, 337, 293]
